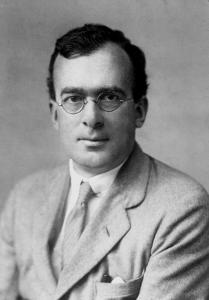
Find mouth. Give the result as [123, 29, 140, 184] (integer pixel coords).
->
[79, 137, 108, 147]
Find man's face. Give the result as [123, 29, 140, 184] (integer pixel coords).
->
[51, 43, 147, 177]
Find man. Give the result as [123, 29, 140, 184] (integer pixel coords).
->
[0, 24, 209, 300]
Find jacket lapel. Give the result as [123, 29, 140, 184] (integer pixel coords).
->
[55, 200, 130, 299]
[55, 144, 151, 299]
[32, 166, 70, 295]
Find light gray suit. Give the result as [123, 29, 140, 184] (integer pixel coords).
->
[1, 144, 209, 300]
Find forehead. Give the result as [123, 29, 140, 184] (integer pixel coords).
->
[53, 43, 133, 92]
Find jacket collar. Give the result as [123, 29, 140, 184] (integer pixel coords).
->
[32, 165, 70, 295]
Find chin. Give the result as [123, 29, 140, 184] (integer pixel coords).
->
[74, 153, 116, 174]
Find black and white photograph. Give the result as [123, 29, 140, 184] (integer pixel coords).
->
[0, 1, 209, 299]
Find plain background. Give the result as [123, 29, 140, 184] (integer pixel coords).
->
[0, 0, 209, 210]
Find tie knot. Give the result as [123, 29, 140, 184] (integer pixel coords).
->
[77, 181, 94, 205]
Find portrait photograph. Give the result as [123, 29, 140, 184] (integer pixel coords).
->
[0, 1, 209, 299]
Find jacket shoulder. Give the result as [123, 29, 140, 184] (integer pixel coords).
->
[148, 155, 208, 203]
[10, 164, 68, 206]
[17, 164, 66, 186]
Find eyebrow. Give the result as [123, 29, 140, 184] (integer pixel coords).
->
[60, 86, 127, 97]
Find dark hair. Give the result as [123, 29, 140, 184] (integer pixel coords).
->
[47, 23, 148, 101]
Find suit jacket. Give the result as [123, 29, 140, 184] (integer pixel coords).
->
[1, 144, 209, 300]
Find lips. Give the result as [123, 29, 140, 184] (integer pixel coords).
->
[79, 137, 108, 146]
[78, 135, 108, 142]
[80, 138, 108, 142]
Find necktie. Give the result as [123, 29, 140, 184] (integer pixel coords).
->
[63, 181, 94, 266]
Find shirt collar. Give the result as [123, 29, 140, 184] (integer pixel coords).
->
[69, 159, 126, 197]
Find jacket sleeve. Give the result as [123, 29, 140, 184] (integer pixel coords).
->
[0, 188, 19, 300]
[138, 187, 209, 300]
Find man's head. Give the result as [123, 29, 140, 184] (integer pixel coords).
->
[48, 24, 148, 177]
[47, 23, 148, 102]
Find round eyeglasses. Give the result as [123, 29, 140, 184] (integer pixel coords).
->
[55, 91, 134, 114]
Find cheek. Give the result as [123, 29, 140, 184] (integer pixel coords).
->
[57, 115, 78, 147]
[57, 110, 78, 134]
[110, 111, 136, 140]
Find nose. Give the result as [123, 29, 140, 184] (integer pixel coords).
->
[81, 98, 104, 129]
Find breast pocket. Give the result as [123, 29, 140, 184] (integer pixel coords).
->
[95, 276, 143, 300]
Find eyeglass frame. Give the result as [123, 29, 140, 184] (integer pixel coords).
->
[55, 91, 134, 114]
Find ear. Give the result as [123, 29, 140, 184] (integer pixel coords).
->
[49, 100, 59, 130]
[135, 96, 148, 128]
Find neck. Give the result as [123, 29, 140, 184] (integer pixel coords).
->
[72, 159, 128, 179]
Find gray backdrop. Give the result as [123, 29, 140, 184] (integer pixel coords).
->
[0, 0, 209, 210]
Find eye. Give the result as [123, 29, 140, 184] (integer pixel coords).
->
[63, 95, 83, 103]
[100, 92, 121, 102]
